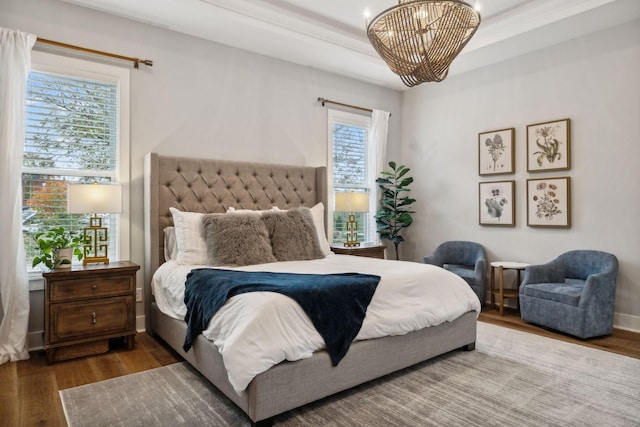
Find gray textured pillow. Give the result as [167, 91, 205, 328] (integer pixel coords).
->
[201, 213, 277, 267]
[261, 208, 325, 261]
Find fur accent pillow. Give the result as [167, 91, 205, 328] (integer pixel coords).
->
[201, 214, 277, 267]
[261, 208, 325, 261]
[264, 203, 332, 256]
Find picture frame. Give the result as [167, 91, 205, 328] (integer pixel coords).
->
[526, 177, 571, 228]
[478, 127, 515, 175]
[479, 180, 515, 227]
[527, 118, 571, 172]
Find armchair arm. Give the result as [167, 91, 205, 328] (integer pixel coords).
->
[474, 258, 487, 284]
[520, 260, 566, 294]
[578, 271, 617, 308]
[423, 254, 443, 267]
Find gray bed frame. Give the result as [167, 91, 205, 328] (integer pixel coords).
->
[143, 152, 477, 426]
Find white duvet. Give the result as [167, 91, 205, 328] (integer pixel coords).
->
[152, 254, 480, 393]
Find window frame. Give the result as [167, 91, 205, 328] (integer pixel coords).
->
[25, 51, 131, 271]
[327, 108, 377, 245]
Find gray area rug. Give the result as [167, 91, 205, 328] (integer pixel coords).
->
[60, 322, 640, 426]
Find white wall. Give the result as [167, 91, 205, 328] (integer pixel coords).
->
[1, 0, 402, 335]
[400, 20, 640, 330]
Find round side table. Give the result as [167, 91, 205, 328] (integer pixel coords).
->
[490, 261, 529, 315]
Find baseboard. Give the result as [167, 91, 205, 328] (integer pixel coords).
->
[27, 330, 44, 351]
[136, 315, 146, 333]
[614, 312, 640, 333]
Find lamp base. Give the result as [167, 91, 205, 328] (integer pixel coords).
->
[344, 212, 361, 247]
[82, 214, 110, 265]
[83, 255, 110, 265]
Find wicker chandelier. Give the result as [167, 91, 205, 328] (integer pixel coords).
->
[367, 0, 481, 87]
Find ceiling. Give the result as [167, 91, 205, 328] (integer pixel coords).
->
[61, 0, 640, 90]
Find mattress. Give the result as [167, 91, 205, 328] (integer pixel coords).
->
[152, 254, 480, 392]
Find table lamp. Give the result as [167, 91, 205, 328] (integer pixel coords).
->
[335, 192, 369, 247]
[67, 183, 122, 265]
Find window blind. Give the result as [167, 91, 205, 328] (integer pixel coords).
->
[22, 71, 119, 266]
[330, 118, 375, 245]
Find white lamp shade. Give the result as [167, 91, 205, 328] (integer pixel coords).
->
[67, 183, 123, 214]
[335, 192, 370, 213]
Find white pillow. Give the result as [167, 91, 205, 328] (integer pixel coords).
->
[163, 226, 178, 261]
[226, 206, 278, 215]
[169, 207, 208, 265]
[309, 203, 332, 256]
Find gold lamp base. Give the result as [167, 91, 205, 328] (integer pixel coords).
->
[344, 212, 361, 247]
[82, 214, 110, 265]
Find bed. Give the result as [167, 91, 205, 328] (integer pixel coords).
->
[143, 152, 479, 426]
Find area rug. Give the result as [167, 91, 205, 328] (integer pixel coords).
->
[60, 322, 640, 426]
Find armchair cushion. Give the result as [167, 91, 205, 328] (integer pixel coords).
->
[446, 264, 476, 282]
[522, 282, 584, 306]
[423, 241, 487, 305]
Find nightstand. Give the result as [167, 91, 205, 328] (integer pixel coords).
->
[43, 261, 139, 364]
[331, 243, 386, 259]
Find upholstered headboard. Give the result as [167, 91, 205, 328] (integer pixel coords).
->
[143, 152, 328, 329]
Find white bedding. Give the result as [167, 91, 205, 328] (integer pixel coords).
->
[152, 254, 480, 393]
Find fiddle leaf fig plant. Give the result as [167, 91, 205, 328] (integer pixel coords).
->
[375, 161, 416, 260]
[32, 227, 86, 270]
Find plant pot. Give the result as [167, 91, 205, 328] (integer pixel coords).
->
[55, 248, 73, 269]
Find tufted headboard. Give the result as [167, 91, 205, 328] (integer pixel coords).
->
[143, 152, 327, 328]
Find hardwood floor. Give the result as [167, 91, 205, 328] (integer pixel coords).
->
[1, 314, 638, 426]
[0, 334, 181, 427]
[479, 306, 640, 359]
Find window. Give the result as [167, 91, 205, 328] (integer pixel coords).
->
[327, 109, 377, 245]
[23, 52, 130, 268]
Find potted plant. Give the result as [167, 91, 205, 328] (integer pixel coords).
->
[375, 161, 416, 260]
[32, 227, 86, 269]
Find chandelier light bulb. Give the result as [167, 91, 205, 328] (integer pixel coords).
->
[363, 8, 371, 26]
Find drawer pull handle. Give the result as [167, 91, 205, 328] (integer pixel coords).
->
[92, 285, 97, 290]
[91, 312, 97, 324]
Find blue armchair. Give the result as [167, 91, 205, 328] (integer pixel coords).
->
[423, 241, 487, 306]
[519, 250, 618, 339]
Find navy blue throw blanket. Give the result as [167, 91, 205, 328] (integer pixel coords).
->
[183, 268, 381, 366]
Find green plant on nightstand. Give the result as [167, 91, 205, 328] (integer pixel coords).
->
[32, 227, 86, 270]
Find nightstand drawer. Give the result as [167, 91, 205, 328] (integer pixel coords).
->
[48, 296, 134, 344]
[49, 274, 134, 302]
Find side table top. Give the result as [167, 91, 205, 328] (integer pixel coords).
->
[490, 261, 529, 269]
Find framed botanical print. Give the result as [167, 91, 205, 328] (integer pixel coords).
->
[526, 177, 571, 228]
[479, 180, 515, 226]
[478, 128, 515, 175]
[527, 118, 571, 172]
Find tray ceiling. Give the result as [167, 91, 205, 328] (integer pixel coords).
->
[61, 0, 640, 90]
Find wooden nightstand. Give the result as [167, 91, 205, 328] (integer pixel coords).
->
[331, 243, 386, 259]
[43, 261, 139, 364]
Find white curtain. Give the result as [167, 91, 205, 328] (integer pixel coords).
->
[369, 109, 390, 244]
[0, 28, 36, 364]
